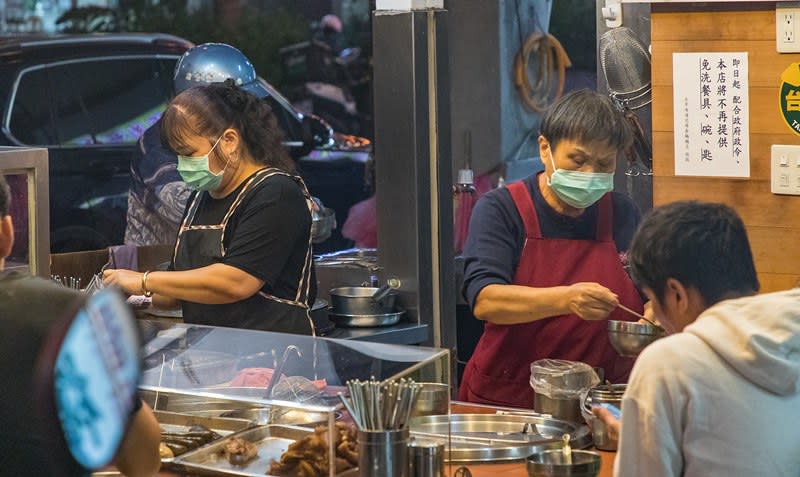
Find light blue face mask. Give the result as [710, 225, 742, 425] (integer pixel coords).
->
[546, 152, 614, 209]
[177, 136, 226, 191]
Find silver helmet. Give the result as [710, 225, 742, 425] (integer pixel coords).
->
[173, 43, 262, 95]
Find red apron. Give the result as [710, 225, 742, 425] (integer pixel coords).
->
[458, 180, 643, 408]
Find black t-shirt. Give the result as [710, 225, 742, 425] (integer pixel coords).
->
[193, 173, 314, 297]
[462, 173, 641, 310]
[177, 172, 317, 332]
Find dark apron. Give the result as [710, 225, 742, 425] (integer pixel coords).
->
[173, 168, 316, 335]
[458, 180, 643, 408]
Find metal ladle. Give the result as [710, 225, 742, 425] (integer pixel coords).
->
[371, 278, 401, 307]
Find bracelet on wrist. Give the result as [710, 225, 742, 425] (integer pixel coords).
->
[141, 271, 154, 298]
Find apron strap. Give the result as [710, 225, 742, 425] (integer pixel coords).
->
[173, 192, 205, 263]
[595, 193, 614, 242]
[507, 180, 543, 239]
[222, 168, 317, 334]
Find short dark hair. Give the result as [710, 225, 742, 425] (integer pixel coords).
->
[539, 89, 632, 152]
[628, 200, 759, 307]
[0, 175, 9, 217]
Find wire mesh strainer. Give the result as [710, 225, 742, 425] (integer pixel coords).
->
[599, 27, 652, 110]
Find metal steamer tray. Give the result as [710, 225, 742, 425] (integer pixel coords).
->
[408, 413, 592, 463]
[174, 425, 312, 476]
[328, 309, 405, 328]
[156, 410, 255, 464]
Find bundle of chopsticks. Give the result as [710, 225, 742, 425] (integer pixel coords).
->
[51, 274, 82, 290]
[339, 378, 422, 431]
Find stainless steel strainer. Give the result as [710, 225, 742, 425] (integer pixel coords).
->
[599, 26, 652, 110]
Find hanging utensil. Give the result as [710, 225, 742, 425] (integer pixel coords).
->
[264, 345, 302, 399]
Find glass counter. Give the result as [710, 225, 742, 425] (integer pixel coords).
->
[137, 320, 450, 476]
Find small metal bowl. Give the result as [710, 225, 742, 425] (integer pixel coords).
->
[527, 449, 602, 477]
[411, 383, 450, 417]
[608, 320, 665, 357]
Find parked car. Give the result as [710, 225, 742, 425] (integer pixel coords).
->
[0, 33, 370, 253]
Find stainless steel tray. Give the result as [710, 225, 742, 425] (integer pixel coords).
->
[156, 410, 254, 463]
[409, 413, 592, 463]
[174, 424, 313, 476]
[328, 310, 404, 327]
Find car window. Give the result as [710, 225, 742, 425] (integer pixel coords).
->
[8, 68, 57, 145]
[9, 57, 176, 146]
[263, 94, 302, 142]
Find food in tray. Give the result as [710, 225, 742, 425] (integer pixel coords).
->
[160, 424, 222, 457]
[268, 422, 358, 477]
[230, 367, 328, 390]
[222, 436, 260, 466]
[159, 442, 174, 459]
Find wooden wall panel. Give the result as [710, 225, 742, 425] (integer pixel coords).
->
[653, 6, 800, 292]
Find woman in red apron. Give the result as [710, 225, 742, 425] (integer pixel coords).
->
[105, 81, 316, 334]
[459, 90, 644, 408]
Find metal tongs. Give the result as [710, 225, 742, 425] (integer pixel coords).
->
[84, 260, 111, 294]
[263, 345, 302, 399]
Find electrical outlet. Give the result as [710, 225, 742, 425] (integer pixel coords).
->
[784, 12, 795, 42]
[777, 4, 800, 52]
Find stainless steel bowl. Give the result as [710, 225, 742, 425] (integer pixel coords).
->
[526, 449, 602, 477]
[411, 383, 450, 417]
[607, 320, 665, 357]
[329, 286, 397, 315]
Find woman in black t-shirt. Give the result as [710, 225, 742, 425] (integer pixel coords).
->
[104, 82, 316, 334]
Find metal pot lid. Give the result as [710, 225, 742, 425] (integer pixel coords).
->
[409, 413, 592, 463]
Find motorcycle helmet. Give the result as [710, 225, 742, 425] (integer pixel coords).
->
[174, 43, 263, 96]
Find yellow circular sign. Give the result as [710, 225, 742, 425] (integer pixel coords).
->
[780, 63, 800, 135]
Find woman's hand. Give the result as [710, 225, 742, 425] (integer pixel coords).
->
[565, 282, 619, 320]
[591, 406, 621, 441]
[103, 269, 144, 296]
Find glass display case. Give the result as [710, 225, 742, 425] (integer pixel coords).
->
[0, 147, 50, 277]
[137, 321, 450, 476]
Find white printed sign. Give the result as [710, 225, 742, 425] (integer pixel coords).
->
[672, 52, 750, 178]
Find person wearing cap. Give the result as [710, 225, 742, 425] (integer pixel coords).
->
[0, 176, 161, 477]
[458, 89, 644, 409]
[105, 81, 317, 334]
[125, 43, 276, 247]
[593, 201, 800, 476]
[313, 14, 345, 55]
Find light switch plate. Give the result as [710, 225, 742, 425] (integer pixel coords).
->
[771, 144, 800, 195]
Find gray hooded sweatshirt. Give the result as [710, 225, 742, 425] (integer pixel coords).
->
[614, 288, 800, 477]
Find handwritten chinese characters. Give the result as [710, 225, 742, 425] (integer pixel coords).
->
[673, 52, 750, 177]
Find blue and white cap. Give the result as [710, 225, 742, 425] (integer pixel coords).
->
[173, 43, 266, 97]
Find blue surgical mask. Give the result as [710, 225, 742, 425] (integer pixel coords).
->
[546, 153, 614, 209]
[177, 136, 226, 191]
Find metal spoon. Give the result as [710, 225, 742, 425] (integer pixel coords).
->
[617, 303, 664, 330]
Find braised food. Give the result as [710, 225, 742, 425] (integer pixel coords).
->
[268, 422, 358, 477]
[223, 436, 259, 466]
[160, 424, 221, 457]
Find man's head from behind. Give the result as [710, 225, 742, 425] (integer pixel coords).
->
[0, 176, 13, 269]
[628, 200, 759, 333]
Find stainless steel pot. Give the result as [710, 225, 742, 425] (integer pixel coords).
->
[581, 383, 625, 451]
[329, 286, 397, 315]
[533, 392, 583, 424]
